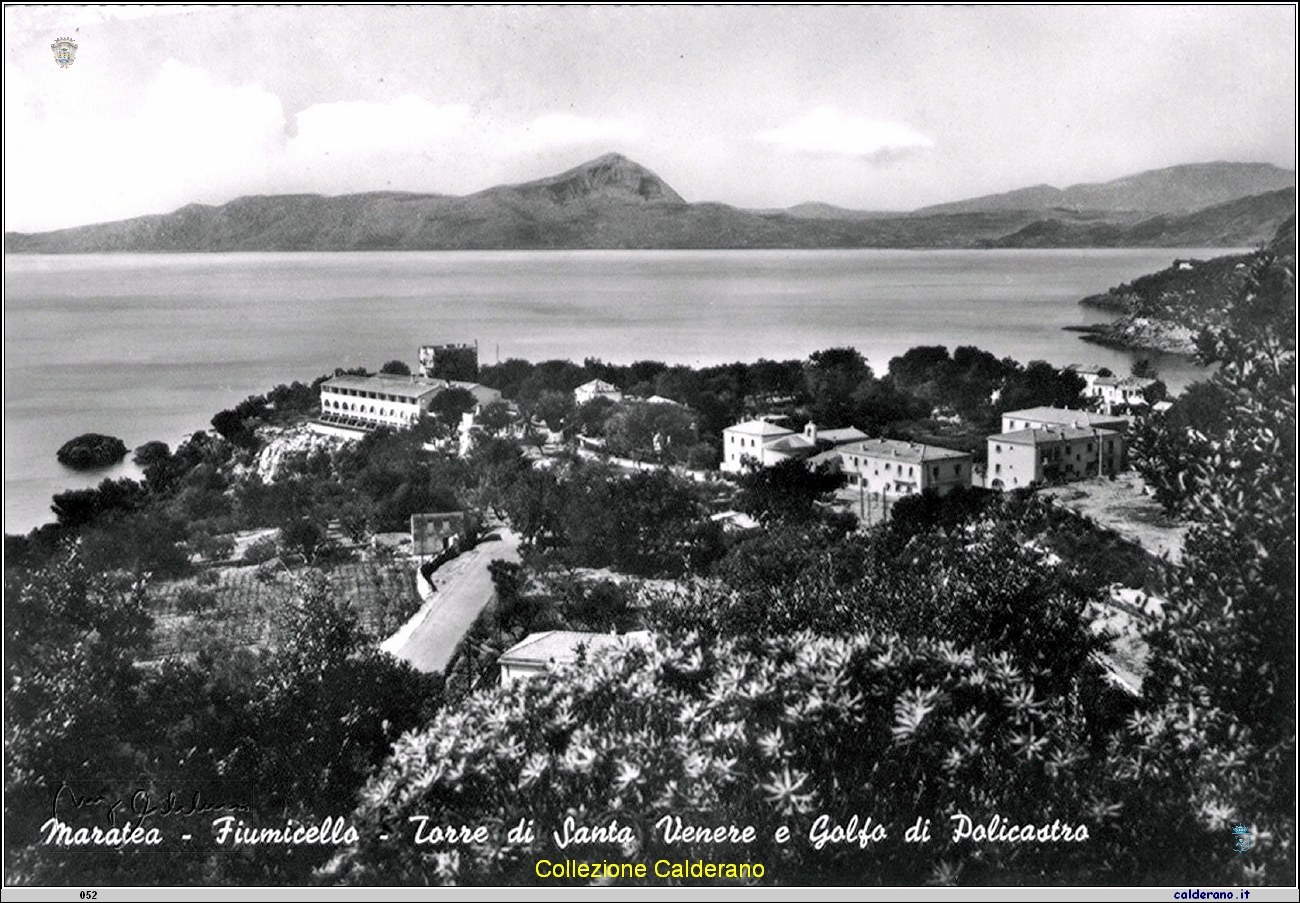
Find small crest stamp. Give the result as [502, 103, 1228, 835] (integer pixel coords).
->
[1232, 823, 1251, 853]
[51, 36, 78, 69]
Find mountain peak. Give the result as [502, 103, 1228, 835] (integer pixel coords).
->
[513, 152, 686, 205]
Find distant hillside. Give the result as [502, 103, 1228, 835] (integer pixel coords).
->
[6, 155, 1294, 253]
[980, 188, 1296, 249]
[1073, 215, 1296, 354]
[919, 162, 1295, 216]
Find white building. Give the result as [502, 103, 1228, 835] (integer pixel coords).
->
[315, 373, 501, 437]
[720, 420, 868, 473]
[987, 425, 1124, 490]
[498, 631, 652, 686]
[1000, 406, 1130, 434]
[838, 438, 973, 497]
[1088, 375, 1159, 409]
[721, 419, 805, 472]
[574, 379, 624, 406]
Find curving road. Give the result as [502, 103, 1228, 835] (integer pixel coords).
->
[384, 527, 521, 674]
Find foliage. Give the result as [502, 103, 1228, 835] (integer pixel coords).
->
[5, 559, 442, 885]
[243, 534, 280, 565]
[327, 629, 1134, 885]
[5, 548, 154, 864]
[659, 512, 1106, 698]
[735, 458, 845, 525]
[428, 387, 478, 425]
[50, 476, 148, 528]
[380, 359, 411, 376]
[1137, 250, 1296, 868]
[475, 399, 516, 436]
[602, 401, 698, 464]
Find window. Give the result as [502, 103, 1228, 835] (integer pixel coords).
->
[995, 464, 1001, 474]
[932, 466, 939, 478]
[953, 464, 961, 476]
[995, 444, 1002, 453]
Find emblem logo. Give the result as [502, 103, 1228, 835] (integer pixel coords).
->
[51, 36, 78, 69]
[1232, 824, 1251, 853]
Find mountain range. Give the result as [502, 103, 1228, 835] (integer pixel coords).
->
[5, 154, 1294, 253]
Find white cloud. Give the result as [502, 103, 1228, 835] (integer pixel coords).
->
[756, 107, 933, 157]
[290, 96, 471, 157]
[518, 113, 643, 149]
[5, 59, 287, 230]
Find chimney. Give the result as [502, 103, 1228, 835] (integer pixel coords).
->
[804, 421, 818, 443]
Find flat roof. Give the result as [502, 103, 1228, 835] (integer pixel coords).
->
[499, 630, 651, 667]
[323, 374, 497, 402]
[323, 374, 446, 400]
[840, 438, 971, 463]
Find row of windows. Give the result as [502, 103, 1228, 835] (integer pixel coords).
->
[325, 399, 414, 419]
[326, 387, 420, 404]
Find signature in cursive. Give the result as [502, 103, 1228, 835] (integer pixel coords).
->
[51, 782, 252, 826]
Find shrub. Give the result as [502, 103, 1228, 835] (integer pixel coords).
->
[243, 535, 279, 565]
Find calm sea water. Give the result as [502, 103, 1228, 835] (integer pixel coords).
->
[4, 249, 1229, 534]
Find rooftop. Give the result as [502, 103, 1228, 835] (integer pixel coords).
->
[839, 438, 971, 463]
[499, 630, 651, 667]
[725, 419, 795, 438]
[764, 434, 816, 453]
[994, 426, 1121, 446]
[1003, 406, 1130, 428]
[323, 373, 491, 401]
[1093, 375, 1158, 389]
[816, 426, 870, 444]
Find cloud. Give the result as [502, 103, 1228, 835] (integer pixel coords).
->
[756, 107, 933, 158]
[5, 59, 288, 230]
[290, 96, 472, 157]
[518, 113, 644, 149]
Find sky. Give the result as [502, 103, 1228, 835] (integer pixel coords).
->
[4, 5, 1296, 232]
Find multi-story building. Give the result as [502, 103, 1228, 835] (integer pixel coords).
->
[419, 343, 479, 381]
[837, 438, 973, 497]
[314, 373, 501, 437]
[1000, 406, 1130, 434]
[1088, 375, 1159, 409]
[720, 420, 867, 473]
[986, 425, 1124, 490]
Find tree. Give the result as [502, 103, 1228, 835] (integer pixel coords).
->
[526, 389, 575, 433]
[1128, 248, 1296, 882]
[428, 387, 478, 425]
[5, 549, 154, 865]
[804, 347, 873, 427]
[380, 359, 411, 376]
[475, 399, 515, 436]
[602, 401, 698, 463]
[735, 458, 844, 525]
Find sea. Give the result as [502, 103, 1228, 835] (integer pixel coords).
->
[3, 248, 1234, 535]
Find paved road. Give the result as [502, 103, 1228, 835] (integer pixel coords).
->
[386, 528, 521, 674]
